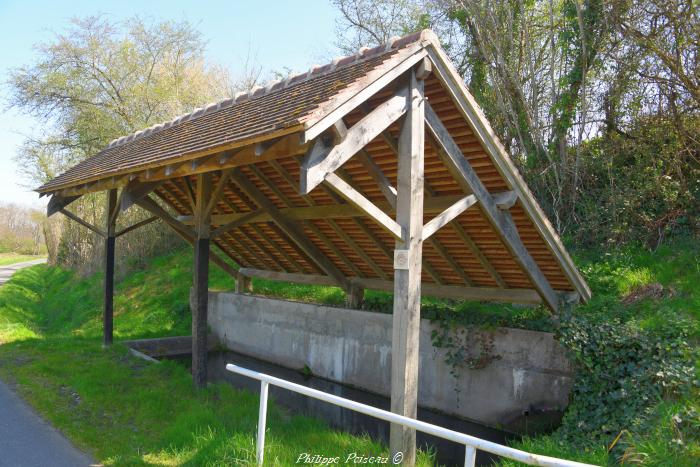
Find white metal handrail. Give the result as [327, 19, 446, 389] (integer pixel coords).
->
[226, 364, 597, 467]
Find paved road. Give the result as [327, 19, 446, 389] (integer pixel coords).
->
[1, 258, 94, 466]
[0, 259, 47, 287]
[0, 380, 94, 467]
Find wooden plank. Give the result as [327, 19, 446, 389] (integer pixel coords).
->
[324, 172, 402, 239]
[301, 86, 409, 194]
[353, 278, 542, 304]
[421, 194, 477, 241]
[238, 268, 337, 286]
[426, 237, 474, 286]
[231, 169, 351, 292]
[424, 102, 559, 311]
[59, 208, 106, 237]
[390, 69, 423, 464]
[103, 189, 117, 347]
[426, 45, 590, 301]
[451, 223, 507, 288]
[233, 268, 542, 304]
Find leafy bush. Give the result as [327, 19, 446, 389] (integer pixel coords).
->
[557, 316, 697, 447]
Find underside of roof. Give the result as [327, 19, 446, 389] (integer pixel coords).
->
[39, 30, 591, 309]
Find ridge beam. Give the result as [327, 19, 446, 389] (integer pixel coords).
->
[300, 84, 409, 194]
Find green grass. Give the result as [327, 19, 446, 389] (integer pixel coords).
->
[0, 252, 435, 466]
[499, 237, 700, 466]
[0, 238, 697, 466]
[0, 252, 45, 266]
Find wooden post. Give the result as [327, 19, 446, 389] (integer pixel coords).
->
[103, 189, 117, 347]
[347, 283, 364, 309]
[192, 173, 212, 388]
[390, 69, 425, 465]
[235, 272, 252, 293]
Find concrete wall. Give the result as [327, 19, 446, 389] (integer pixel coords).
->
[208, 292, 573, 431]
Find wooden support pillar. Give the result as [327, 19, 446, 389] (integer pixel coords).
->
[103, 189, 117, 347]
[390, 69, 425, 465]
[346, 283, 364, 309]
[192, 173, 212, 388]
[235, 272, 252, 294]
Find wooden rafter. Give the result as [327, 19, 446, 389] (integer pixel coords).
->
[231, 169, 351, 291]
[425, 102, 559, 311]
[301, 85, 409, 194]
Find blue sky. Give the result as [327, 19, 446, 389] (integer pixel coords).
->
[0, 0, 341, 207]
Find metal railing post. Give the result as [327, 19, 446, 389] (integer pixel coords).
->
[464, 445, 476, 467]
[257, 380, 269, 466]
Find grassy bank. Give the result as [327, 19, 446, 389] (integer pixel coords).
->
[0, 239, 697, 465]
[0, 255, 433, 466]
[0, 252, 45, 267]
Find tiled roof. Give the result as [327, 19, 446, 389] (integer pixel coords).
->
[38, 32, 425, 193]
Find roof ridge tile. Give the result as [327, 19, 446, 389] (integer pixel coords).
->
[106, 30, 428, 149]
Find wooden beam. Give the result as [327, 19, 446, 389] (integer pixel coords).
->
[353, 277, 542, 304]
[120, 179, 162, 212]
[180, 193, 510, 225]
[183, 177, 197, 211]
[235, 272, 252, 293]
[103, 189, 117, 347]
[234, 268, 542, 304]
[231, 169, 351, 292]
[451, 223, 507, 288]
[210, 211, 259, 239]
[390, 69, 424, 464]
[301, 85, 409, 194]
[347, 282, 364, 309]
[59, 208, 106, 237]
[192, 172, 212, 389]
[238, 268, 337, 286]
[357, 150, 397, 209]
[203, 169, 234, 218]
[304, 46, 427, 141]
[425, 102, 559, 311]
[115, 216, 159, 238]
[415, 56, 433, 80]
[324, 172, 402, 239]
[47, 194, 80, 217]
[421, 194, 477, 241]
[426, 45, 590, 301]
[136, 196, 238, 279]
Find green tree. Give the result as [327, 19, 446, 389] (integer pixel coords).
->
[6, 16, 239, 270]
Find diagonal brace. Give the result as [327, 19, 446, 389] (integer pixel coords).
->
[300, 84, 409, 194]
[424, 102, 558, 311]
